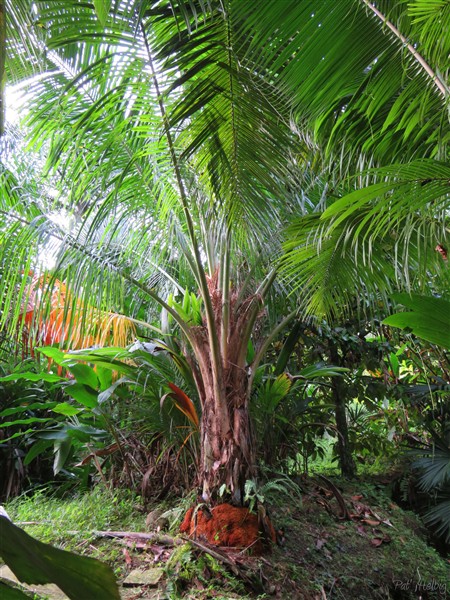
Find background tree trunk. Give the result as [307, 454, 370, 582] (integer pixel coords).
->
[329, 344, 356, 478]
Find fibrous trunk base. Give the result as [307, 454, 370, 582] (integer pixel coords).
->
[180, 503, 276, 555]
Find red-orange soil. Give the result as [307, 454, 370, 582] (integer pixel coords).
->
[180, 503, 275, 554]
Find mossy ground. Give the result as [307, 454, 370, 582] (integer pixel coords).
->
[2, 478, 449, 600]
[264, 477, 448, 599]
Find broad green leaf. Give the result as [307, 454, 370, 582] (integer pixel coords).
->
[389, 353, 400, 378]
[63, 354, 136, 377]
[66, 424, 107, 439]
[23, 439, 54, 465]
[1, 429, 36, 443]
[383, 313, 450, 348]
[392, 293, 450, 326]
[383, 293, 450, 348]
[93, 0, 112, 26]
[0, 517, 120, 600]
[0, 372, 62, 383]
[64, 363, 98, 389]
[52, 402, 82, 416]
[0, 581, 31, 599]
[65, 347, 127, 359]
[96, 365, 113, 391]
[0, 417, 51, 428]
[63, 383, 98, 408]
[0, 402, 58, 417]
[53, 438, 72, 474]
[36, 347, 66, 364]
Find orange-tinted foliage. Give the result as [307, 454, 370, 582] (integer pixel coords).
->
[21, 275, 136, 355]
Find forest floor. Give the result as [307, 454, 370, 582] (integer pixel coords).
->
[2, 475, 449, 600]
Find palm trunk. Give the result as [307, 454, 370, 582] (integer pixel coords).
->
[200, 387, 256, 504]
[188, 278, 261, 506]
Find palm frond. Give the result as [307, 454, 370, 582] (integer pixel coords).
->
[4, 0, 47, 84]
[423, 498, 450, 542]
[412, 437, 450, 492]
[281, 159, 449, 317]
[233, 0, 449, 165]
[2, 0, 449, 344]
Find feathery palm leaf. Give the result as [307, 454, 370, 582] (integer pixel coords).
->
[281, 159, 449, 317]
[234, 0, 449, 164]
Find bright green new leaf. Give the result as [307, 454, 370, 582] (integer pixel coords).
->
[96, 365, 113, 391]
[36, 347, 66, 364]
[52, 402, 82, 416]
[269, 374, 291, 405]
[64, 363, 98, 389]
[63, 352, 136, 377]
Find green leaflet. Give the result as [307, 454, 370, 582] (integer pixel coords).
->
[52, 402, 82, 416]
[93, 0, 112, 26]
[64, 363, 98, 389]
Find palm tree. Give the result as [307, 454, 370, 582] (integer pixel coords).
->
[1, 0, 448, 510]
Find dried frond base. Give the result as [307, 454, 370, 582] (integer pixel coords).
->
[179, 503, 276, 555]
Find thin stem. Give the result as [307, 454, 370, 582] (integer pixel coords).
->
[220, 227, 232, 363]
[140, 22, 224, 409]
[361, 0, 448, 98]
[255, 268, 278, 299]
[248, 310, 297, 392]
[0, 0, 5, 136]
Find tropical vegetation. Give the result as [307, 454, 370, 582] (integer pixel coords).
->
[0, 0, 449, 596]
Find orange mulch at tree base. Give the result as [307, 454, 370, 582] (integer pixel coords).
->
[179, 503, 276, 555]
